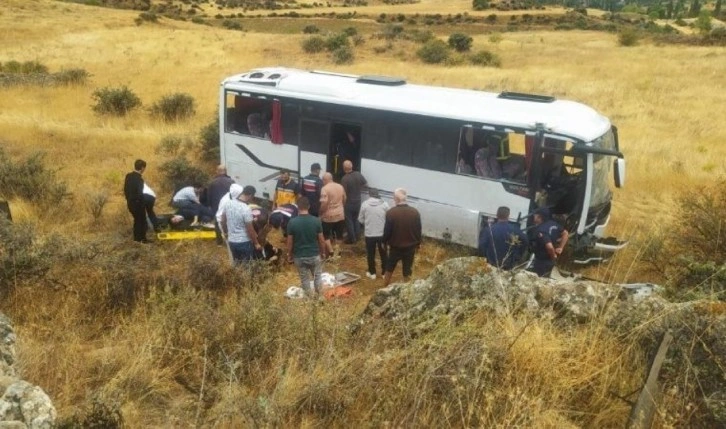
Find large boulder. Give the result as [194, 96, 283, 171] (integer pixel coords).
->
[0, 314, 56, 429]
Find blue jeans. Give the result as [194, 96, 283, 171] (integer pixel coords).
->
[229, 241, 254, 264]
[294, 256, 322, 294]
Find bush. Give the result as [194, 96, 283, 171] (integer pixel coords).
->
[53, 68, 90, 86]
[473, 0, 490, 10]
[149, 93, 196, 122]
[135, 12, 158, 25]
[405, 29, 434, 43]
[91, 86, 142, 116]
[222, 19, 242, 30]
[156, 134, 193, 157]
[302, 36, 326, 53]
[618, 28, 640, 46]
[417, 39, 450, 64]
[303, 24, 320, 34]
[20, 61, 48, 74]
[342, 26, 358, 37]
[199, 116, 220, 163]
[448, 32, 474, 52]
[0, 148, 70, 206]
[0, 220, 58, 295]
[331, 46, 354, 64]
[159, 157, 210, 195]
[469, 49, 502, 67]
[85, 191, 109, 223]
[325, 33, 350, 51]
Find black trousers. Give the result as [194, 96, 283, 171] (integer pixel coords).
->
[386, 245, 416, 278]
[365, 236, 387, 276]
[143, 194, 159, 229]
[127, 201, 147, 242]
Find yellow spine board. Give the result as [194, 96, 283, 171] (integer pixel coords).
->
[156, 230, 217, 240]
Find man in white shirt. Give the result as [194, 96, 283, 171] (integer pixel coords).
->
[221, 185, 262, 264]
[172, 184, 214, 227]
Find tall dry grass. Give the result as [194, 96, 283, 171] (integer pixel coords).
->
[0, 0, 724, 425]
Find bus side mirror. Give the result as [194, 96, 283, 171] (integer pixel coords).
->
[614, 158, 625, 188]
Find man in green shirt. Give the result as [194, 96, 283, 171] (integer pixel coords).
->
[286, 196, 327, 295]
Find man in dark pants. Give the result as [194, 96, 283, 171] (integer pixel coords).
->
[300, 163, 323, 217]
[208, 165, 235, 244]
[341, 160, 367, 244]
[123, 159, 148, 242]
[530, 207, 569, 277]
[478, 206, 528, 270]
[383, 188, 422, 287]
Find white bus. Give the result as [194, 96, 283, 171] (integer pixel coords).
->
[219, 67, 627, 263]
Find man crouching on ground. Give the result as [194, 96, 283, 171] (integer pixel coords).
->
[286, 196, 327, 296]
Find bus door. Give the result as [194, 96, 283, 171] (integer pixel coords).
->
[330, 122, 362, 182]
[299, 118, 330, 180]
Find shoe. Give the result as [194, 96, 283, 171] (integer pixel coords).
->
[201, 222, 215, 229]
[366, 272, 376, 280]
[190, 221, 200, 227]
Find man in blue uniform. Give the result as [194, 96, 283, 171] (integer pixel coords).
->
[530, 207, 569, 277]
[478, 206, 528, 270]
[300, 163, 323, 216]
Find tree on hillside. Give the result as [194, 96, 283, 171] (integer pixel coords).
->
[667, 0, 674, 19]
[472, 0, 490, 10]
[688, 0, 701, 17]
[716, 0, 722, 18]
[674, 0, 685, 17]
[695, 10, 712, 32]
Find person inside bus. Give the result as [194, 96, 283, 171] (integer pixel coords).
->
[334, 130, 359, 181]
[475, 136, 503, 179]
[247, 113, 267, 138]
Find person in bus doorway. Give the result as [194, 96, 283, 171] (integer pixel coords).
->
[334, 131, 358, 181]
[300, 163, 323, 216]
[341, 160, 367, 244]
[273, 169, 298, 209]
[319, 172, 346, 259]
[123, 159, 148, 243]
[530, 207, 569, 277]
[208, 165, 235, 245]
[478, 206, 528, 270]
[358, 188, 389, 280]
[383, 188, 422, 287]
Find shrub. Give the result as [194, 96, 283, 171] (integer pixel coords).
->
[405, 29, 434, 43]
[191, 16, 205, 24]
[352, 34, 365, 46]
[53, 68, 90, 86]
[331, 46, 354, 64]
[303, 24, 320, 33]
[618, 28, 640, 46]
[135, 11, 158, 25]
[159, 157, 210, 194]
[342, 26, 358, 37]
[469, 49, 502, 67]
[489, 32, 503, 43]
[448, 32, 474, 52]
[222, 19, 242, 30]
[416, 39, 450, 64]
[325, 33, 350, 51]
[0, 148, 70, 205]
[149, 93, 196, 122]
[20, 61, 48, 74]
[302, 36, 326, 53]
[91, 86, 142, 116]
[85, 191, 108, 223]
[473, 0, 490, 10]
[156, 134, 193, 157]
[1, 60, 22, 73]
[199, 116, 220, 163]
[0, 220, 59, 295]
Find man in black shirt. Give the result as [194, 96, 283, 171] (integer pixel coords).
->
[123, 159, 148, 242]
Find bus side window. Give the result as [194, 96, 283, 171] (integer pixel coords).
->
[499, 132, 527, 183]
[225, 93, 273, 140]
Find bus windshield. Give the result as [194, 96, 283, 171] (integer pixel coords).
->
[589, 129, 616, 207]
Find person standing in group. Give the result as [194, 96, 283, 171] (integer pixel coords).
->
[273, 169, 298, 209]
[221, 185, 262, 265]
[286, 196, 326, 296]
[358, 188, 389, 280]
[383, 188, 422, 287]
[207, 165, 235, 245]
[300, 163, 323, 216]
[319, 172, 346, 258]
[123, 159, 148, 243]
[341, 160, 367, 244]
[530, 207, 569, 277]
[478, 206, 528, 270]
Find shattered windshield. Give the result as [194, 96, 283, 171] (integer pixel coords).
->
[589, 129, 616, 207]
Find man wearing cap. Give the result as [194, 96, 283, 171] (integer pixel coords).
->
[221, 185, 262, 264]
[530, 207, 569, 277]
[300, 163, 323, 217]
[478, 206, 528, 270]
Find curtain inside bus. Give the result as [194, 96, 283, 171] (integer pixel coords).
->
[270, 99, 283, 144]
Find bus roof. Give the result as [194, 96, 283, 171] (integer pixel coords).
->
[221, 67, 612, 143]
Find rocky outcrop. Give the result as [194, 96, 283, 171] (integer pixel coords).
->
[360, 257, 726, 426]
[0, 314, 56, 429]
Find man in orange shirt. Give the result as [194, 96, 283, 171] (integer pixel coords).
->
[319, 172, 346, 258]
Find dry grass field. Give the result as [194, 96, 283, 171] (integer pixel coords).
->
[1, 0, 725, 426]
